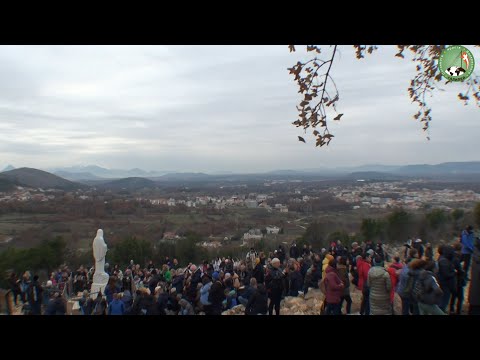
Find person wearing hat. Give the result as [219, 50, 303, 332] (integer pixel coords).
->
[461, 225, 475, 276]
[265, 258, 284, 315]
[367, 256, 392, 315]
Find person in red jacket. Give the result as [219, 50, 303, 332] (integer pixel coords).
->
[324, 260, 345, 315]
[358, 251, 373, 315]
[387, 256, 404, 314]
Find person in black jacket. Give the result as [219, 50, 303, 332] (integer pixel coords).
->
[156, 286, 169, 315]
[289, 242, 300, 260]
[28, 275, 43, 315]
[252, 259, 265, 285]
[450, 242, 466, 315]
[9, 272, 21, 306]
[207, 272, 225, 315]
[437, 245, 457, 313]
[287, 263, 303, 297]
[415, 261, 445, 315]
[245, 284, 268, 315]
[265, 258, 284, 315]
[45, 292, 66, 315]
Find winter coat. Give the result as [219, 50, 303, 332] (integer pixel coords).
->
[336, 264, 350, 296]
[157, 293, 169, 315]
[172, 275, 185, 294]
[108, 299, 125, 315]
[415, 270, 443, 306]
[245, 286, 268, 315]
[396, 265, 410, 297]
[79, 296, 93, 315]
[122, 290, 133, 314]
[187, 270, 202, 302]
[357, 258, 371, 291]
[367, 266, 392, 315]
[437, 248, 457, 292]
[252, 263, 265, 284]
[208, 280, 225, 308]
[288, 270, 304, 296]
[461, 230, 475, 255]
[179, 299, 195, 315]
[45, 297, 66, 315]
[387, 263, 403, 302]
[289, 246, 300, 259]
[303, 266, 316, 291]
[93, 297, 107, 315]
[324, 266, 344, 305]
[468, 239, 480, 306]
[265, 266, 284, 297]
[28, 280, 43, 305]
[200, 281, 212, 305]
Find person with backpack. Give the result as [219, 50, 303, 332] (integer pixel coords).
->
[397, 257, 414, 315]
[265, 258, 284, 316]
[461, 225, 475, 276]
[413, 260, 445, 315]
[400, 258, 423, 315]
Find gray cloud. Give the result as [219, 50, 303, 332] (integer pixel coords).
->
[0, 45, 479, 172]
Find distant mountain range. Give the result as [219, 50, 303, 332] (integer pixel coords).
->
[0, 168, 86, 190]
[1, 161, 480, 192]
[48, 165, 166, 179]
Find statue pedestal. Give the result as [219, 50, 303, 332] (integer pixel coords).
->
[90, 272, 109, 299]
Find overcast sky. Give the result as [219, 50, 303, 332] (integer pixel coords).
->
[0, 45, 478, 173]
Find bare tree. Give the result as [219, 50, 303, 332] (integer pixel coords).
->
[288, 45, 480, 146]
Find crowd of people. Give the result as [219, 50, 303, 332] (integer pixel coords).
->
[6, 225, 480, 315]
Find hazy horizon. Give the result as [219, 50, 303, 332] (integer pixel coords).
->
[1, 45, 479, 173]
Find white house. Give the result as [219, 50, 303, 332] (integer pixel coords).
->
[266, 226, 280, 234]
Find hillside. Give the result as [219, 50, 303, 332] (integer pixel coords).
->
[99, 177, 158, 190]
[54, 171, 104, 181]
[0, 168, 86, 190]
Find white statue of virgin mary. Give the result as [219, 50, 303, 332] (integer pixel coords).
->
[91, 229, 109, 298]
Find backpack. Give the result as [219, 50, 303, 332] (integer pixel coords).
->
[401, 274, 417, 300]
[412, 276, 424, 302]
